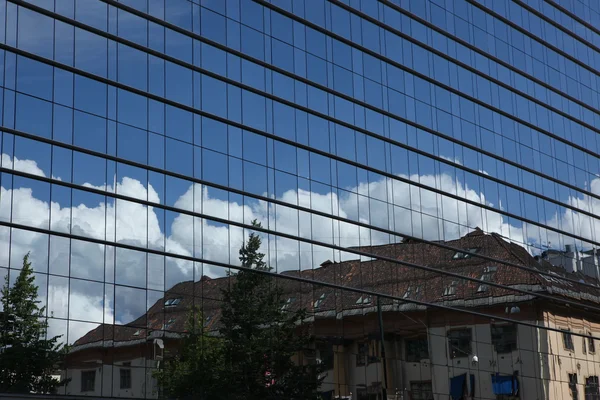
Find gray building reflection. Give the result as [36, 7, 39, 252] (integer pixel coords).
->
[63, 230, 600, 399]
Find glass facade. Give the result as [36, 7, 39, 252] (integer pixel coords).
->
[2, 0, 600, 398]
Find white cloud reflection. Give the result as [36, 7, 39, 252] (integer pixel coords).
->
[3, 153, 599, 343]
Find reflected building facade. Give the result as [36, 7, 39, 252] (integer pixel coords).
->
[1, 0, 600, 398]
[64, 229, 600, 399]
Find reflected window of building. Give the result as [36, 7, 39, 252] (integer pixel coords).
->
[452, 248, 480, 259]
[154, 339, 164, 361]
[404, 285, 422, 299]
[356, 341, 379, 365]
[405, 336, 429, 362]
[563, 329, 575, 351]
[164, 297, 182, 307]
[491, 324, 517, 353]
[589, 333, 596, 354]
[443, 281, 458, 296]
[569, 374, 578, 400]
[356, 382, 382, 400]
[585, 376, 600, 400]
[281, 297, 295, 310]
[477, 266, 497, 293]
[355, 295, 372, 305]
[476, 283, 489, 293]
[81, 370, 96, 392]
[316, 341, 334, 371]
[314, 293, 326, 308]
[163, 318, 176, 330]
[356, 342, 367, 366]
[410, 381, 433, 400]
[120, 363, 132, 390]
[448, 328, 472, 359]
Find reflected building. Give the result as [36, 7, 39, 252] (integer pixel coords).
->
[66, 229, 600, 399]
[1, 0, 600, 398]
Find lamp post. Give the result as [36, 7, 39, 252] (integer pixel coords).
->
[466, 354, 478, 400]
[450, 344, 478, 400]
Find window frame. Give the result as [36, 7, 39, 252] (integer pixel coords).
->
[452, 247, 480, 259]
[585, 376, 600, 400]
[443, 281, 458, 296]
[356, 341, 379, 366]
[404, 285, 422, 299]
[477, 266, 498, 293]
[314, 293, 326, 308]
[316, 341, 335, 371]
[491, 323, 518, 354]
[563, 329, 575, 351]
[164, 297, 182, 307]
[356, 342, 367, 367]
[81, 370, 96, 393]
[405, 336, 429, 362]
[569, 373, 578, 400]
[410, 380, 433, 400]
[447, 328, 472, 359]
[119, 366, 132, 390]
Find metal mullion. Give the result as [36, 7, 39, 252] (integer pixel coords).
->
[0, 217, 599, 343]
[3, 42, 599, 231]
[96, 0, 600, 210]
[2, 165, 600, 316]
[250, 0, 600, 163]
[466, 0, 600, 82]
[5, 1, 600, 214]
[1, 123, 599, 292]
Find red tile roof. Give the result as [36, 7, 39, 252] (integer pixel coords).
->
[71, 229, 600, 348]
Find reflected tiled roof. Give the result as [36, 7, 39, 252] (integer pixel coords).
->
[72, 228, 600, 348]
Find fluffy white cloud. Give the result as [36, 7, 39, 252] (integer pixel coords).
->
[540, 178, 600, 250]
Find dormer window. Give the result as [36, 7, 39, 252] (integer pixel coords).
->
[443, 281, 457, 296]
[404, 285, 421, 299]
[282, 297, 295, 310]
[355, 295, 372, 305]
[452, 248, 480, 259]
[477, 266, 497, 292]
[314, 293, 326, 308]
[165, 298, 182, 307]
[163, 318, 176, 330]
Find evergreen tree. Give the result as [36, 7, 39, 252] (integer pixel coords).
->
[218, 220, 323, 400]
[0, 253, 66, 394]
[157, 221, 323, 399]
[154, 307, 225, 400]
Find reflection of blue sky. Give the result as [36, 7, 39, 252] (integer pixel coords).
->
[4, 19, 600, 254]
[4, 0, 600, 344]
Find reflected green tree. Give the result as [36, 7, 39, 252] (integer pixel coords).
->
[156, 221, 324, 399]
[0, 253, 67, 394]
[154, 307, 225, 399]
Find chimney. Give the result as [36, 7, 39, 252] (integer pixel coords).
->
[565, 244, 573, 253]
